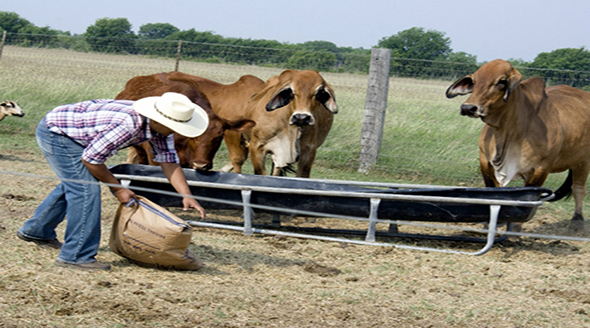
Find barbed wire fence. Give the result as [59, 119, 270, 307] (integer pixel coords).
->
[2, 31, 589, 88]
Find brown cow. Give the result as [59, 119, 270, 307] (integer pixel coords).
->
[116, 73, 255, 170]
[236, 69, 338, 177]
[446, 59, 590, 232]
[0, 101, 24, 121]
[163, 71, 266, 172]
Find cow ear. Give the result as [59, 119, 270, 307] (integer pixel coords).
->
[503, 69, 523, 102]
[316, 86, 338, 114]
[445, 75, 473, 98]
[266, 86, 294, 111]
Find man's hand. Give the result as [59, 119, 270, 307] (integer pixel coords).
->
[161, 162, 206, 219]
[114, 188, 138, 204]
[182, 197, 206, 219]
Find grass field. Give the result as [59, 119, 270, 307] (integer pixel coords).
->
[1, 46, 590, 327]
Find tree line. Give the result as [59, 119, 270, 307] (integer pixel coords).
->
[1, 12, 589, 88]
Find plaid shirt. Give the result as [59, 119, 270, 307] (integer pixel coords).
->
[45, 99, 178, 165]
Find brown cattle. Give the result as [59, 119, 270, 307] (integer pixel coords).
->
[446, 59, 590, 231]
[236, 69, 338, 177]
[0, 101, 24, 121]
[163, 71, 266, 172]
[116, 73, 255, 170]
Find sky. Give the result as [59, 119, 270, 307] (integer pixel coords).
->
[3, 0, 590, 63]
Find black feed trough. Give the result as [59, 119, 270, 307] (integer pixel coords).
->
[109, 164, 552, 224]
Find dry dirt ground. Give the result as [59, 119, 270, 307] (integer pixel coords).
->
[2, 147, 590, 328]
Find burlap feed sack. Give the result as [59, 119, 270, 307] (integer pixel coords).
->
[110, 196, 201, 270]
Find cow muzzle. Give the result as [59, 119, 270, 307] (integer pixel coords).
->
[191, 161, 212, 171]
[460, 104, 483, 118]
[290, 112, 315, 126]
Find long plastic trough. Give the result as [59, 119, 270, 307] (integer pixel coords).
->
[109, 164, 553, 255]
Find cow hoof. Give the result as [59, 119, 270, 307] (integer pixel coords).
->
[568, 214, 584, 233]
[568, 220, 585, 233]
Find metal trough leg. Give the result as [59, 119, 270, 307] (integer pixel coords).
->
[472, 204, 501, 256]
[241, 189, 253, 236]
[365, 198, 381, 242]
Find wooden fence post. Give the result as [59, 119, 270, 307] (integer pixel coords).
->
[0, 31, 7, 60]
[358, 48, 391, 173]
[174, 40, 182, 71]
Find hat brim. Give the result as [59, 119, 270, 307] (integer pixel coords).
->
[133, 96, 209, 138]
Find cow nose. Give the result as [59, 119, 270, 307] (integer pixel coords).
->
[290, 113, 314, 126]
[191, 161, 212, 171]
[460, 104, 478, 116]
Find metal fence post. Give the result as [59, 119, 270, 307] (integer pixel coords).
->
[358, 48, 391, 173]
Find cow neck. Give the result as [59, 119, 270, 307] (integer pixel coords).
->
[485, 95, 523, 172]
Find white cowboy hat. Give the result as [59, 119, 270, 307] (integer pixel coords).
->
[133, 92, 209, 137]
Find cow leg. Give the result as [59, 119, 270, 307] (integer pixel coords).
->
[479, 157, 499, 188]
[296, 146, 317, 178]
[569, 166, 589, 232]
[223, 131, 248, 173]
[249, 144, 267, 176]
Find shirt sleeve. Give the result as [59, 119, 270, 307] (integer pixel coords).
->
[151, 134, 179, 164]
[82, 124, 135, 164]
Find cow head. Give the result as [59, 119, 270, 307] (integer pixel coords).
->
[265, 70, 338, 127]
[0, 101, 24, 121]
[446, 59, 522, 120]
[178, 114, 255, 170]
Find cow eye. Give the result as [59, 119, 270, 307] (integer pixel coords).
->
[496, 79, 508, 90]
[316, 88, 331, 103]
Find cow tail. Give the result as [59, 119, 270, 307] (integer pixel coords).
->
[549, 169, 573, 202]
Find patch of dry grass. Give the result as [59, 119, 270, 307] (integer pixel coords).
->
[2, 137, 590, 328]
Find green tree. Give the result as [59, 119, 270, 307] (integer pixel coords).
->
[377, 27, 451, 61]
[530, 47, 590, 71]
[16, 25, 59, 46]
[286, 50, 337, 71]
[506, 58, 529, 67]
[84, 18, 137, 53]
[138, 23, 179, 39]
[299, 41, 339, 53]
[441, 51, 479, 79]
[0, 11, 33, 33]
[528, 48, 590, 87]
[166, 29, 223, 43]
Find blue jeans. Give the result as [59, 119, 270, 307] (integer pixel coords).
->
[18, 118, 102, 264]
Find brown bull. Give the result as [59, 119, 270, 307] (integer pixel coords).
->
[238, 69, 338, 177]
[116, 73, 255, 170]
[446, 59, 590, 231]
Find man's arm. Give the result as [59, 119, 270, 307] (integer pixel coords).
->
[160, 162, 206, 219]
[82, 159, 136, 203]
